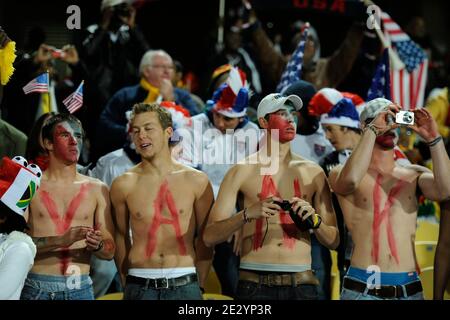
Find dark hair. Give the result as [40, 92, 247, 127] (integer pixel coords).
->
[0, 202, 28, 234]
[343, 126, 362, 135]
[41, 113, 84, 144]
[26, 112, 57, 160]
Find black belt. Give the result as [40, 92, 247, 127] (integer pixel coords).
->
[343, 277, 423, 299]
[126, 273, 198, 289]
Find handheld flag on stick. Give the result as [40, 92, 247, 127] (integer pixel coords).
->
[22, 72, 49, 94]
[63, 81, 84, 114]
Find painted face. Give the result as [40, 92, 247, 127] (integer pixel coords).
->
[375, 131, 396, 149]
[267, 105, 298, 143]
[212, 111, 241, 134]
[131, 112, 170, 159]
[52, 121, 83, 163]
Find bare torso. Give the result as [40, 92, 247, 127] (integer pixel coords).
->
[336, 166, 420, 272]
[238, 154, 325, 267]
[122, 164, 202, 270]
[29, 176, 102, 275]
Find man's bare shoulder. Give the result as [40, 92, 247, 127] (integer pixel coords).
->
[177, 163, 209, 185]
[290, 156, 325, 175]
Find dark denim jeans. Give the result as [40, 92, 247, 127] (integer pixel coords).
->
[235, 280, 319, 300]
[212, 241, 240, 297]
[123, 281, 203, 300]
[310, 234, 331, 300]
[20, 273, 94, 300]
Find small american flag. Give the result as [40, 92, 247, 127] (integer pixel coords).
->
[367, 48, 391, 101]
[381, 12, 428, 110]
[63, 81, 84, 114]
[276, 23, 310, 94]
[22, 72, 49, 94]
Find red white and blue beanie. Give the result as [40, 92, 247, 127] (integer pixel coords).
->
[309, 88, 360, 129]
[0, 156, 42, 218]
[206, 67, 249, 118]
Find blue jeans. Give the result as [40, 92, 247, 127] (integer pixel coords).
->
[90, 255, 122, 297]
[236, 280, 319, 300]
[123, 281, 203, 300]
[20, 273, 94, 300]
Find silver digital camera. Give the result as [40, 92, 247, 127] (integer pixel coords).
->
[395, 111, 414, 125]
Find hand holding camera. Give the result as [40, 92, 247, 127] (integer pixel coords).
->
[403, 108, 440, 143]
[273, 198, 322, 231]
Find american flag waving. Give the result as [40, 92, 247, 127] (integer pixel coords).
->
[367, 48, 391, 101]
[22, 72, 49, 94]
[276, 23, 310, 94]
[63, 81, 84, 114]
[381, 12, 428, 110]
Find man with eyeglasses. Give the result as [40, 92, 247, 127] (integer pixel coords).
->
[95, 49, 198, 160]
[203, 92, 339, 300]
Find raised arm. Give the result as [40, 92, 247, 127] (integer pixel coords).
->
[110, 176, 131, 286]
[192, 173, 214, 289]
[413, 108, 450, 201]
[330, 105, 399, 195]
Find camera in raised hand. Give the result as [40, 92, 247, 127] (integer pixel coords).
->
[395, 111, 414, 125]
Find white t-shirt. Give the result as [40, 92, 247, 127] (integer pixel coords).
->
[90, 148, 135, 187]
[0, 231, 36, 300]
[182, 113, 260, 198]
[290, 126, 334, 164]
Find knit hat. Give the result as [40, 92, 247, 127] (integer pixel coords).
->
[160, 101, 192, 144]
[0, 156, 42, 227]
[309, 88, 360, 129]
[360, 98, 393, 123]
[207, 67, 249, 118]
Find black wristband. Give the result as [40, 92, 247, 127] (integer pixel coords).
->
[427, 136, 442, 147]
[93, 240, 104, 252]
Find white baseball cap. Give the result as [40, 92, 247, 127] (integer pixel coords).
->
[257, 93, 303, 119]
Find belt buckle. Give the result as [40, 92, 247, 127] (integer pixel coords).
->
[373, 285, 397, 298]
[266, 274, 275, 287]
[154, 277, 169, 289]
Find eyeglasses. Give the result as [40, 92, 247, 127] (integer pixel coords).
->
[149, 64, 175, 71]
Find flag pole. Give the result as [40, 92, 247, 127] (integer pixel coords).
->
[363, 0, 405, 70]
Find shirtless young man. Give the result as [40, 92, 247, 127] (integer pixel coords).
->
[111, 103, 213, 300]
[21, 114, 115, 300]
[329, 98, 450, 300]
[204, 93, 339, 300]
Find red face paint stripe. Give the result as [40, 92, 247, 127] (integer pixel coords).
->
[372, 174, 405, 264]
